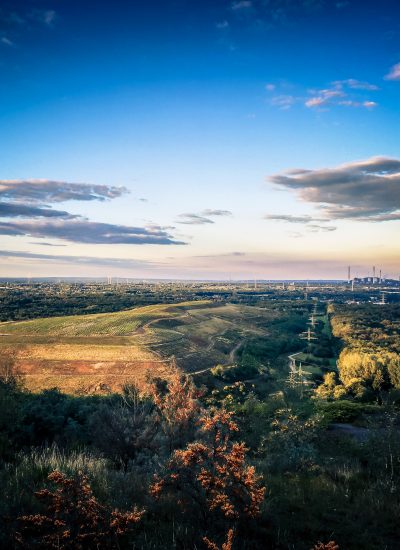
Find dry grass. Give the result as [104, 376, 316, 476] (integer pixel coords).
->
[17, 343, 156, 362]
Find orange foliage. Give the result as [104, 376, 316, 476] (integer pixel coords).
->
[312, 542, 339, 550]
[16, 470, 144, 549]
[151, 368, 201, 428]
[151, 409, 265, 521]
[203, 528, 235, 550]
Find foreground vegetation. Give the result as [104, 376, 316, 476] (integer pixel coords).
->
[0, 297, 399, 548]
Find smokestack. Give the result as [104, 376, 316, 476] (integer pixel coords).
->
[373, 266, 376, 284]
[347, 265, 351, 283]
[379, 269, 382, 284]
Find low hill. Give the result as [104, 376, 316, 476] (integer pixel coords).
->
[0, 301, 282, 394]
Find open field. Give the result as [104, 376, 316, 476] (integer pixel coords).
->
[0, 300, 290, 394]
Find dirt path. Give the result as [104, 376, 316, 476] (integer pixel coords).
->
[229, 339, 244, 362]
[191, 337, 245, 376]
[134, 310, 192, 336]
[205, 326, 227, 352]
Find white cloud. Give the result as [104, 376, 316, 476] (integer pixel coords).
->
[270, 94, 296, 109]
[333, 79, 379, 91]
[231, 1, 253, 10]
[1, 37, 14, 47]
[385, 62, 400, 80]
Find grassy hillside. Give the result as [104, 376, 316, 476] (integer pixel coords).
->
[0, 301, 209, 337]
[0, 301, 297, 394]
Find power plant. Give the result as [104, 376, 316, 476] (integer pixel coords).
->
[346, 265, 400, 287]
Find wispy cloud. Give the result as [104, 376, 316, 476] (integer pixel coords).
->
[332, 79, 379, 91]
[29, 9, 57, 27]
[0, 179, 128, 203]
[264, 214, 323, 223]
[287, 231, 303, 239]
[0, 250, 154, 269]
[231, 1, 253, 11]
[337, 100, 377, 109]
[29, 242, 67, 247]
[193, 251, 246, 259]
[1, 36, 14, 47]
[176, 209, 232, 225]
[176, 213, 214, 225]
[268, 156, 400, 222]
[0, 219, 186, 245]
[306, 224, 337, 232]
[264, 214, 336, 232]
[385, 62, 400, 80]
[202, 209, 232, 216]
[304, 88, 343, 108]
[229, 0, 328, 24]
[267, 78, 379, 111]
[0, 6, 58, 47]
[0, 203, 78, 219]
[270, 94, 297, 110]
[305, 80, 378, 109]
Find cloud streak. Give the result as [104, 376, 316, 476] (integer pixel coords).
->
[176, 214, 214, 225]
[176, 209, 232, 225]
[264, 214, 336, 232]
[0, 219, 185, 245]
[29, 9, 57, 27]
[305, 80, 378, 109]
[0, 250, 154, 269]
[0, 203, 78, 219]
[231, 1, 253, 11]
[202, 209, 232, 217]
[332, 79, 379, 91]
[267, 78, 379, 111]
[264, 214, 323, 223]
[268, 156, 400, 221]
[0, 179, 128, 203]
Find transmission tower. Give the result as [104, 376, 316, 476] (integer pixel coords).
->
[300, 327, 317, 343]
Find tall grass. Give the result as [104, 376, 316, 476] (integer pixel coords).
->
[2, 446, 110, 512]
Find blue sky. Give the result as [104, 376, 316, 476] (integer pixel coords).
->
[0, 0, 399, 279]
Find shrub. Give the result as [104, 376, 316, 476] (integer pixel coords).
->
[316, 401, 379, 424]
[16, 470, 144, 549]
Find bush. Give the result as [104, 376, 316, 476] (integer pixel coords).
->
[316, 401, 379, 424]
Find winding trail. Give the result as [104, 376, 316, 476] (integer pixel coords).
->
[190, 337, 245, 376]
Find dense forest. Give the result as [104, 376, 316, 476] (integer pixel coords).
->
[316, 304, 400, 401]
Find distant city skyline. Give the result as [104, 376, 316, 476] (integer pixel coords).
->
[1, 0, 399, 279]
